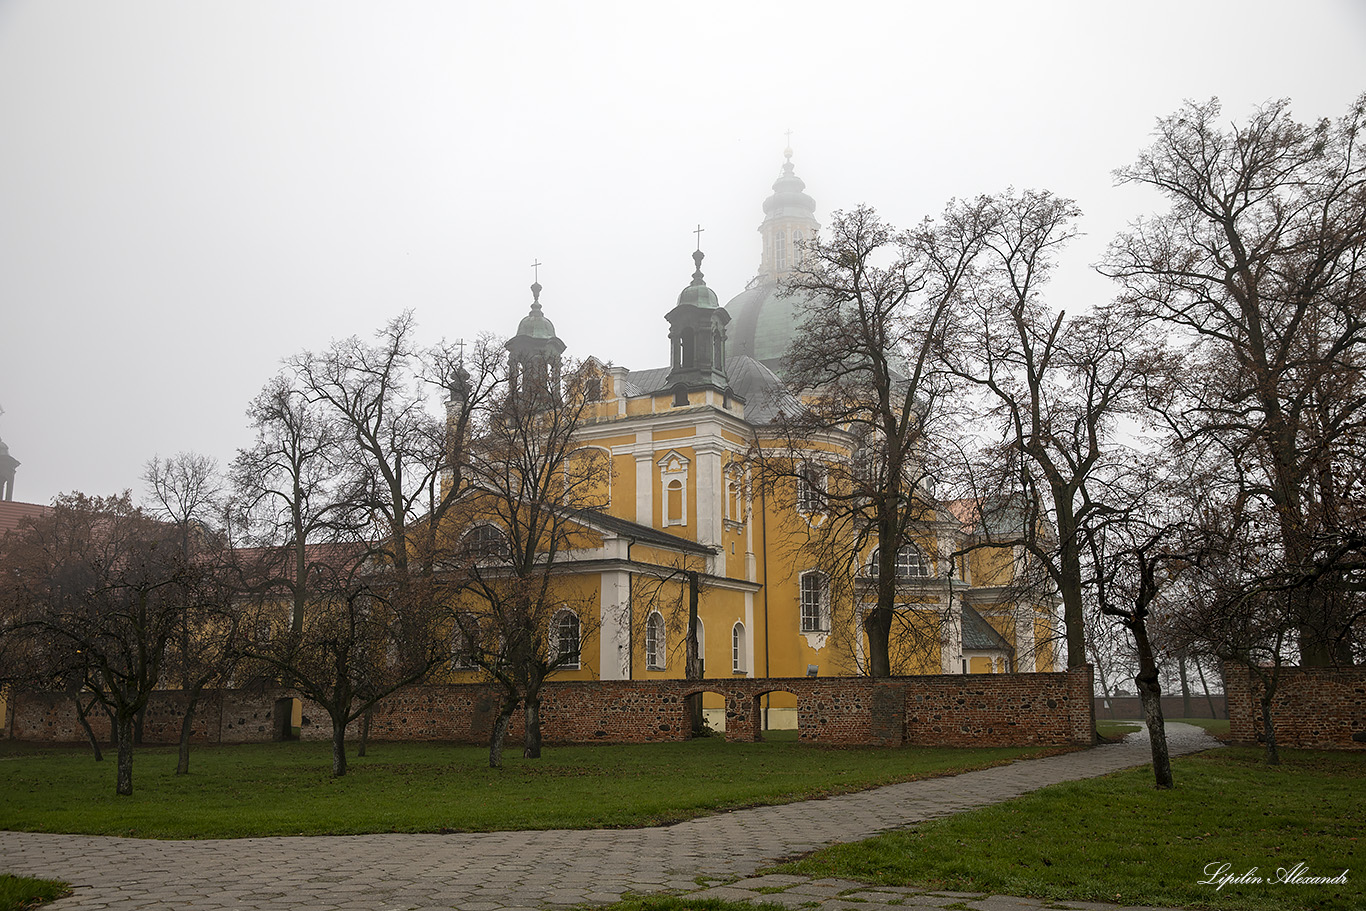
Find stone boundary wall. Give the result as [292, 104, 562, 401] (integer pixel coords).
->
[1225, 665, 1366, 750]
[1093, 694, 1227, 720]
[3, 667, 1096, 748]
[2, 688, 287, 745]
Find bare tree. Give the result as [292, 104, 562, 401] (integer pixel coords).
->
[451, 357, 608, 766]
[945, 194, 1172, 671]
[753, 203, 990, 676]
[0, 493, 185, 795]
[1105, 95, 1366, 666]
[143, 452, 240, 775]
[232, 317, 493, 776]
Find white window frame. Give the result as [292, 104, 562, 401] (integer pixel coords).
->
[800, 570, 830, 633]
[658, 451, 690, 527]
[797, 461, 825, 515]
[870, 544, 932, 580]
[450, 614, 479, 669]
[732, 621, 747, 673]
[550, 608, 581, 669]
[645, 611, 665, 671]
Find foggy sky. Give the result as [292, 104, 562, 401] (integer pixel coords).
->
[2, 0, 1364, 506]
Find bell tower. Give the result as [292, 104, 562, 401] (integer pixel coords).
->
[505, 277, 566, 405]
[665, 244, 730, 391]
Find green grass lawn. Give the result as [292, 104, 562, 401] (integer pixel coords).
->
[0, 738, 1062, 839]
[0, 874, 69, 911]
[768, 747, 1364, 911]
[1096, 720, 1142, 738]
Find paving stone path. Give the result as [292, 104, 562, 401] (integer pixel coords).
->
[1, 724, 1218, 911]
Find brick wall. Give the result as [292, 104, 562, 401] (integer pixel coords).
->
[1094, 695, 1228, 720]
[1225, 665, 1366, 750]
[2, 688, 287, 745]
[903, 667, 1094, 746]
[5, 668, 1098, 748]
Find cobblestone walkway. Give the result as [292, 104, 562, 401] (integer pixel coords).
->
[0, 724, 1218, 911]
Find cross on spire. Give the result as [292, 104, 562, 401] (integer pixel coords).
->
[530, 259, 542, 282]
[693, 224, 705, 251]
[785, 128, 793, 146]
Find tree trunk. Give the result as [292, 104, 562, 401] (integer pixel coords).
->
[1177, 654, 1191, 718]
[1259, 687, 1280, 766]
[115, 713, 135, 796]
[1092, 658, 1116, 719]
[1131, 621, 1173, 789]
[357, 708, 372, 758]
[523, 693, 542, 759]
[1194, 657, 1219, 719]
[133, 704, 146, 746]
[330, 715, 349, 777]
[176, 681, 206, 775]
[489, 697, 517, 769]
[863, 607, 893, 677]
[74, 694, 103, 762]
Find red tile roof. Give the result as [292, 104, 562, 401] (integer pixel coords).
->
[0, 500, 49, 537]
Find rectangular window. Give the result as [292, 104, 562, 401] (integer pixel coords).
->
[800, 572, 828, 632]
[797, 462, 825, 514]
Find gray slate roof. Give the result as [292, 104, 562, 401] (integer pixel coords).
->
[622, 355, 800, 426]
[961, 604, 1013, 652]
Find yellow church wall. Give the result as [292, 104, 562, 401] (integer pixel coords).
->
[971, 544, 1017, 588]
[1033, 611, 1058, 671]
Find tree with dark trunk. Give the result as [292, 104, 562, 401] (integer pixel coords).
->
[235, 316, 483, 776]
[755, 203, 990, 676]
[452, 353, 608, 765]
[945, 195, 1174, 671]
[0, 493, 185, 795]
[1105, 95, 1366, 666]
[143, 452, 241, 776]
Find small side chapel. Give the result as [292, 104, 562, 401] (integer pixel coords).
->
[449, 150, 1059, 730]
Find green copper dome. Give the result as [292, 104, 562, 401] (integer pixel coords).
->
[676, 249, 719, 309]
[515, 281, 559, 339]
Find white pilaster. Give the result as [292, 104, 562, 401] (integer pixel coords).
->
[599, 570, 632, 680]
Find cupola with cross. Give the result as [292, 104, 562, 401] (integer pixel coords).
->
[665, 230, 730, 391]
[506, 266, 566, 404]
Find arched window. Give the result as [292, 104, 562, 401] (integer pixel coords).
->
[800, 571, 829, 633]
[645, 611, 666, 670]
[870, 545, 932, 580]
[775, 230, 786, 270]
[666, 479, 684, 525]
[732, 621, 747, 673]
[551, 609, 580, 669]
[461, 524, 507, 561]
[793, 229, 804, 264]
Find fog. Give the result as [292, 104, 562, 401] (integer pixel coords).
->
[2, 0, 1363, 504]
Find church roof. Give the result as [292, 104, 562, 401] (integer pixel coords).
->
[0, 500, 50, 536]
[724, 280, 813, 370]
[565, 507, 716, 555]
[622, 354, 800, 426]
[961, 603, 1014, 653]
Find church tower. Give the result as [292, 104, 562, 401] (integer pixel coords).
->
[505, 279, 566, 404]
[757, 145, 820, 284]
[724, 146, 822, 375]
[665, 246, 730, 391]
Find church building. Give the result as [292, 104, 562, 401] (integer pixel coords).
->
[451, 150, 1059, 729]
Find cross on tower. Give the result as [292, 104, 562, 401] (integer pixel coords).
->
[785, 128, 793, 146]
[693, 224, 705, 251]
[530, 259, 542, 282]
